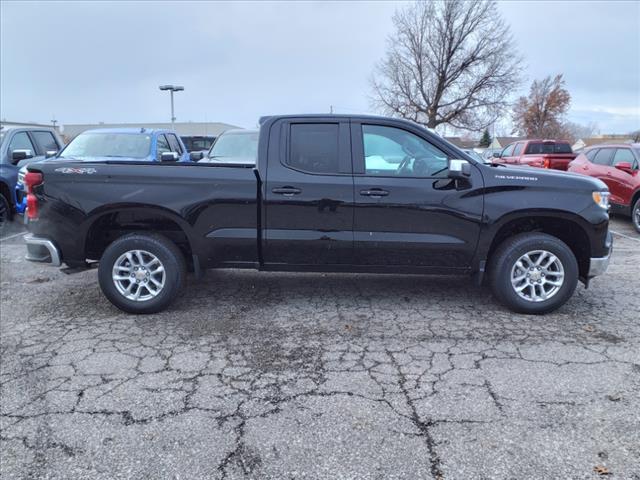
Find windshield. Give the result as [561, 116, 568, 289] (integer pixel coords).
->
[525, 142, 573, 154]
[60, 132, 151, 159]
[208, 131, 258, 162]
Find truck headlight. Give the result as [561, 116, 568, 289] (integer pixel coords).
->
[592, 191, 610, 210]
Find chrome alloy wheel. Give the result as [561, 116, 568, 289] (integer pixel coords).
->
[510, 250, 565, 303]
[634, 202, 640, 229]
[112, 250, 165, 302]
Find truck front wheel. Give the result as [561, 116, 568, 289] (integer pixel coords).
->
[0, 193, 10, 232]
[488, 233, 578, 314]
[98, 233, 186, 314]
[632, 197, 640, 233]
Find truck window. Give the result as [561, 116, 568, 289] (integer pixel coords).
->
[362, 124, 448, 177]
[156, 134, 171, 156]
[288, 123, 339, 174]
[167, 134, 183, 154]
[31, 131, 59, 153]
[501, 144, 515, 157]
[513, 143, 524, 156]
[8, 132, 36, 153]
[592, 148, 614, 166]
[525, 142, 573, 154]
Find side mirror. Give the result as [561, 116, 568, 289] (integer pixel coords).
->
[45, 150, 58, 158]
[11, 149, 33, 164]
[614, 162, 634, 174]
[448, 159, 471, 179]
[190, 151, 204, 161]
[160, 151, 179, 162]
[492, 152, 501, 158]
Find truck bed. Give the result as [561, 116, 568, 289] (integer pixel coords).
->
[27, 161, 260, 268]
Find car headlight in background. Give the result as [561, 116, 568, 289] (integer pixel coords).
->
[592, 191, 610, 210]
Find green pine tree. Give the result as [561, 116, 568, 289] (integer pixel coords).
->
[479, 129, 492, 147]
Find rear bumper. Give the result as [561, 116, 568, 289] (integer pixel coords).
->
[24, 234, 61, 266]
[587, 231, 612, 278]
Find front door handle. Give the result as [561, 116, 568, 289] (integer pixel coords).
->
[272, 186, 301, 196]
[360, 188, 389, 198]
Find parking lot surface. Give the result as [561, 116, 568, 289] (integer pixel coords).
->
[1, 218, 639, 479]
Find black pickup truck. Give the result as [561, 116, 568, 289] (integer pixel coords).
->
[23, 115, 612, 314]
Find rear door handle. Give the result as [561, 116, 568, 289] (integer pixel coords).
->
[272, 186, 301, 196]
[360, 188, 389, 198]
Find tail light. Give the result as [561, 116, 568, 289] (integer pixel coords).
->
[24, 172, 43, 220]
[543, 158, 550, 169]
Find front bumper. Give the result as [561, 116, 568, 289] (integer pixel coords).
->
[24, 234, 61, 266]
[587, 231, 613, 278]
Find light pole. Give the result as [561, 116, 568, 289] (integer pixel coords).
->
[159, 85, 184, 128]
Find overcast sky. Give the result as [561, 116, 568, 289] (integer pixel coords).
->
[1, 0, 639, 134]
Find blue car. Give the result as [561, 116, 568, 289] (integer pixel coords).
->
[14, 127, 194, 215]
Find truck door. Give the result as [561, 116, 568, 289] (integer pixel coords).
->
[263, 119, 354, 266]
[351, 120, 484, 269]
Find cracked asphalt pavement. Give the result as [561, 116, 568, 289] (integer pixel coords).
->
[1, 218, 639, 479]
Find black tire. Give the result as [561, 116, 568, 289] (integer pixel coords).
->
[632, 197, 640, 234]
[98, 233, 186, 314]
[488, 233, 578, 314]
[0, 193, 10, 233]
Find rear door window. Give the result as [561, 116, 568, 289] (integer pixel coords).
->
[31, 131, 59, 154]
[525, 142, 573, 154]
[612, 148, 635, 166]
[288, 123, 340, 174]
[592, 148, 614, 166]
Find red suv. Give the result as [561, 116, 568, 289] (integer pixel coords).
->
[568, 144, 640, 232]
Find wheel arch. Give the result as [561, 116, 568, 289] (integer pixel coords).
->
[481, 210, 592, 279]
[83, 206, 198, 267]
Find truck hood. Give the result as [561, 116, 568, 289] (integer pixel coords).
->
[486, 164, 608, 191]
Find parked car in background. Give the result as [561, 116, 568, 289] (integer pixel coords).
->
[0, 126, 64, 228]
[200, 129, 258, 165]
[568, 143, 640, 232]
[58, 128, 193, 163]
[23, 114, 612, 315]
[462, 149, 487, 164]
[180, 135, 216, 153]
[14, 128, 197, 216]
[482, 148, 502, 161]
[493, 140, 576, 170]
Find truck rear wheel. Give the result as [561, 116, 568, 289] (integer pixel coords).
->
[98, 233, 186, 314]
[488, 233, 578, 314]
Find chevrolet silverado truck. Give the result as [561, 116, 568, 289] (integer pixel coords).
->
[23, 115, 612, 315]
[492, 139, 576, 170]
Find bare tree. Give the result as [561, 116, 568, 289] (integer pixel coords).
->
[512, 74, 571, 138]
[564, 121, 600, 142]
[371, 0, 522, 131]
